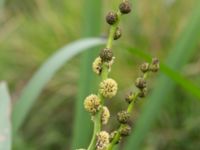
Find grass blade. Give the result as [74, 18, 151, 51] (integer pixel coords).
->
[72, 0, 102, 149]
[12, 38, 106, 135]
[0, 82, 11, 150]
[125, 1, 200, 149]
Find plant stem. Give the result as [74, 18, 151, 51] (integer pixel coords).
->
[106, 73, 148, 150]
[87, 11, 122, 150]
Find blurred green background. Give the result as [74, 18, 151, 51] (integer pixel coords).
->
[0, 0, 200, 150]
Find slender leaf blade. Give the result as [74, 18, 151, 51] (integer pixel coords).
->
[0, 82, 11, 150]
[12, 38, 106, 134]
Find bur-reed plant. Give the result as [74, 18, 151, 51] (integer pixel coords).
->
[78, 1, 159, 150]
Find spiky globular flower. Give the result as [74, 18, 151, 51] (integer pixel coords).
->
[117, 110, 130, 124]
[119, 124, 131, 136]
[99, 48, 113, 62]
[140, 62, 149, 73]
[99, 78, 118, 98]
[135, 77, 147, 89]
[92, 57, 103, 75]
[101, 106, 110, 125]
[119, 0, 132, 14]
[150, 58, 160, 72]
[106, 11, 118, 25]
[96, 131, 110, 150]
[84, 94, 100, 115]
[114, 27, 122, 40]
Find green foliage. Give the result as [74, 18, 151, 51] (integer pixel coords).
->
[0, 82, 11, 150]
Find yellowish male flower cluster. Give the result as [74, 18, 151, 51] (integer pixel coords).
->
[101, 106, 110, 125]
[99, 78, 118, 99]
[84, 94, 100, 115]
[96, 131, 110, 150]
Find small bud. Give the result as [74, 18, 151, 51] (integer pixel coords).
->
[138, 87, 148, 98]
[99, 78, 118, 98]
[114, 27, 122, 40]
[106, 11, 118, 25]
[125, 92, 134, 104]
[119, 1, 132, 14]
[101, 106, 110, 125]
[140, 62, 149, 73]
[135, 77, 147, 89]
[92, 57, 103, 75]
[150, 58, 160, 72]
[119, 124, 131, 136]
[96, 131, 110, 150]
[99, 48, 113, 62]
[109, 131, 121, 144]
[84, 94, 100, 115]
[117, 110, 130, 124]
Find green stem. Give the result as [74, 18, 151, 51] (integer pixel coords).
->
[87, 9, 122, 150]
[107, 73, 148, 150]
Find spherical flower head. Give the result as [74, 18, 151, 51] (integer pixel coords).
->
[150, 58, 160, 72]
[117, 110, 130, 124]
[119, 124, 131, 136]
[84, 94, 100, 115]
[96, 131, 110, 150]
[140, 62, 149, 73]
[99, 78, 118, 98]
[119, 0, 132, 14]
[101, 106, 110, 125]
[99, 48, 113, 62]
[135, 77, 147, 89]
[114, 27, 122, 40]
[106, 11, 118, 25]
[92, 57, 103, 75]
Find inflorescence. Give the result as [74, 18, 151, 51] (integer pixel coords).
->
[81, 1, 160, 150]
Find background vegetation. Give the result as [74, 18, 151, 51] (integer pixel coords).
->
[0, 0, 200, 150]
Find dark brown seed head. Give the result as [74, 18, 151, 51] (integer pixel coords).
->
[119, 124, 131, 136]
[106, 11, 118, 25]
[119, 1, 132, 14]
[138, 87, 148, 98]
[135, 77, 147, 89]
[117, 110, 130, 124]
[150, 58, 160, 72]
[114, 27, 122, 40]
[99, 48, 113, 62]
[140, 62, 149, 73]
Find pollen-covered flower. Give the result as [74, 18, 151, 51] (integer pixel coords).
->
[92, 57, 103, 75]
[101, 106, 110, 125]
[84, 94, 100, 115]
[99, 78, 118, 98]
[96, 131, 110, 150]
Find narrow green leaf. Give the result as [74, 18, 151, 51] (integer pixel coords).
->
[0, 82, 11, 150]
[127, 47, 200, 100]
[125, 1, 200, 149]
[12, 38, 106, 135]
[72, 0, 102, 149]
